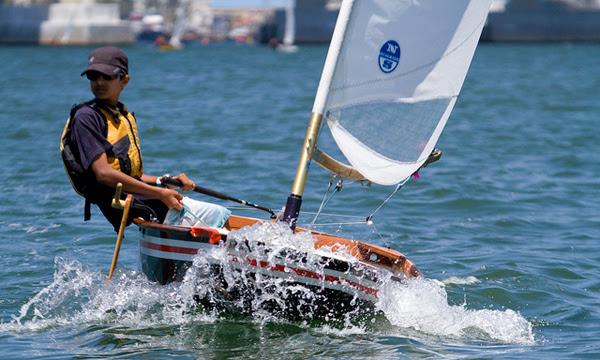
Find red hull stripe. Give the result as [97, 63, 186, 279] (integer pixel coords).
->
[140, 240, 199, 255]
[237, 256, 378, 297]
[140, 240, 378, 297]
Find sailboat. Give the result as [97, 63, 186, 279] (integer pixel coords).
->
[277, 0, 299, 53]
[159, 0, 189, 50]
[133, 0, 493, 319]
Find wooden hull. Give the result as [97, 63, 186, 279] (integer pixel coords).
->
[135, 215, 419, 319]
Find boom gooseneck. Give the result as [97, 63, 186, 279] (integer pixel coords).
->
[282, 1, 355, 229]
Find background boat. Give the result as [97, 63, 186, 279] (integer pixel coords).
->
[276, 0, 298, 52]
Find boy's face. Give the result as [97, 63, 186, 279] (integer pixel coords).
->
[86, 71, 129, 104]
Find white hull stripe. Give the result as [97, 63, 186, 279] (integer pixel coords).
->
[228, 255, 378, 301]
[225, 248, 380, 288]
[139, 234, 381, 300]
[138, 234, 216, 261]
[140, 247, 196, 262]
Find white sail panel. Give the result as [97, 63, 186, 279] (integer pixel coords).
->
[282, 0, 296, 46]
[322, 0, 492, 185]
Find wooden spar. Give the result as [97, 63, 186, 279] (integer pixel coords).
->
[107, 183, 132, 281]
[312, 148, 366, 181]
[282, 0, 355, 229]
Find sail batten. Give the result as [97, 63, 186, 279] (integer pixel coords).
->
[321, 0, 492, 185]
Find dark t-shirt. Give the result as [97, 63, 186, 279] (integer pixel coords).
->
[70, 105, 112, 170]
[68, 103, 168, 231]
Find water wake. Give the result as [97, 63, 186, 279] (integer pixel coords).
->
[8, 222, 61, 234]
[2, 223, 534, 345]
[1, 258, 215, 333]
[378, 277, 535, 344]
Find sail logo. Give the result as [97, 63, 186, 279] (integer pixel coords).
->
[379, 40, 401, 73]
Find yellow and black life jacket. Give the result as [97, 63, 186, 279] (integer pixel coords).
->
[60, 100, 143, 219]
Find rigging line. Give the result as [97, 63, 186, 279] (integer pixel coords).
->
[309, 221, 371, 227]
[366, 176, 411, 223]
[302, 211, 365, 219]
[309, 177, 336, 229]
[309, 176, 343, 229]
[367, 219, 392, 249]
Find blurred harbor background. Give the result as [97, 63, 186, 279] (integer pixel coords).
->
[0, 40, 599, 359]
[1, 1, 600, 359]
[2, 0, 600, 46]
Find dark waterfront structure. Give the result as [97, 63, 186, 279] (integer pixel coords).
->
[262, 0, 600, 44]
[4, 0, 600, 45]
[261, 0, 339, 44]
[0, 5, 48, 44]
[482, 0, 600, 42]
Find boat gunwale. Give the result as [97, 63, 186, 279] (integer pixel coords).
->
[133, 215, 420, 278]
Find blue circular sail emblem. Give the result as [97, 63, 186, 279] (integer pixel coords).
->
[379, 40, 401, 73]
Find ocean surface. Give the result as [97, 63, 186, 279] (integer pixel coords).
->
[0, 42, 598, 359]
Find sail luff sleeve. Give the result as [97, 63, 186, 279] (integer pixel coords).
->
[311, 0, 355, 115]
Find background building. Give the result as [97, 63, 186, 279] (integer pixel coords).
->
[482, 0, 600, 41]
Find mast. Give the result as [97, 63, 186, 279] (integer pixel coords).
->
[282, 0, 355, 229]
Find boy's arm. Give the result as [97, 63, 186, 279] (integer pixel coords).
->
[91, 153, 183, 211]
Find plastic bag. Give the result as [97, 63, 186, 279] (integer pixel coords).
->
[164, 197, 231, 228]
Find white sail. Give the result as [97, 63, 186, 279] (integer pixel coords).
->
[278, 0, 298, 53]
[282, 0, 296, 46]
[320, 0, 492, 185]
[169, 0, 190, 49]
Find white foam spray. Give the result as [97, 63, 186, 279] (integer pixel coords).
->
[2, 223, 534, 345]
[180, 222, 365, 324]
[1, 257, 215, 333]
[377, 276, 535, 344]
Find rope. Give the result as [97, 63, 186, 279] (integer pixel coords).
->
[309, 221, 371, 227]
[309, 176, 344, 229]
[308, 174, 411, 229]
[300, 175, 413, 249]
[224, 174, 410, 249]
[367, 219, 392, 249]
[302, 211, 364, 219]
[365, 176, 411, 224]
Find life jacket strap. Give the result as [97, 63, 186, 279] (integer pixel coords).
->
[84, 198, 91, 221]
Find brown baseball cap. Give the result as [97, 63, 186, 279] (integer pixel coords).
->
[81, 46, 128, 77]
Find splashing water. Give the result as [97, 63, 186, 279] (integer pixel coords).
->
[441, 275, 480, 286]
[1, 258, 216, 333]
[2, 223, 534, 345]
[377, 276, 535, 344]
[180, 222, 371, 324]
[172, 222, 535, 343]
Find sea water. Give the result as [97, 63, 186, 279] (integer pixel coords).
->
[0, 42, 599, 358]
[3, 223, 533, 355]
